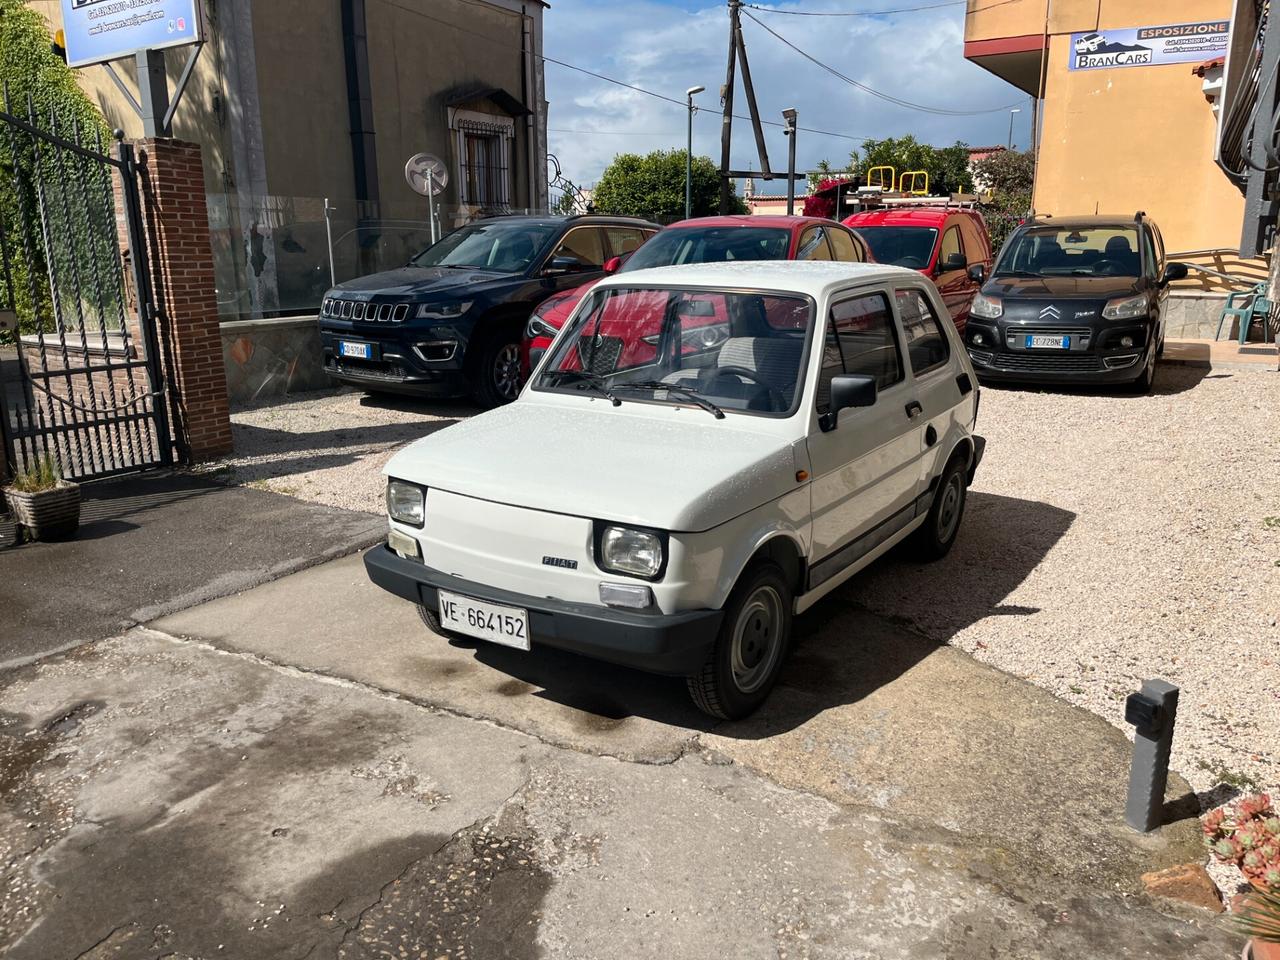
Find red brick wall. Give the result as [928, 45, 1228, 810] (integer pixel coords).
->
[133, 138, 232, 461]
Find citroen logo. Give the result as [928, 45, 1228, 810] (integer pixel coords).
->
[1039, 305, 1061, 320]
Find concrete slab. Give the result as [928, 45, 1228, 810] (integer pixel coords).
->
[153, 551, 1210, 902]
[0, 630, 1238, 959]
[0, 471, 384, 666]
[151, 552, 710, 764]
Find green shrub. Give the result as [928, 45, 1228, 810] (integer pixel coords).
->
[9, 453, 61, 492]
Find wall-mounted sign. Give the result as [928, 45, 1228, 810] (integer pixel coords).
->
[1069, 20, 1230, 72]
[60, 0, 203, 69]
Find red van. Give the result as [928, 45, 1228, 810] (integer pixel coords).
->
[842, 207, 993, 331]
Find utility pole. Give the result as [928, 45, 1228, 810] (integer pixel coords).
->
[783, 109, 797, 215]
[686, 86, 704, 220]
[719, 0, 741, 214]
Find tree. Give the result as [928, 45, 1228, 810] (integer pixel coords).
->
[973, 149, 1035, 251]
[806, 158, 833, 192]
[0, 0, 111, 338]
[592, 149, 746, 222]
[849, 136, 974, 195]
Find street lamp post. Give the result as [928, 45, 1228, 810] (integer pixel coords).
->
[782, 107, 798, 215]
[1007, 107, 1022, 150]
[686, 85, 705, 220]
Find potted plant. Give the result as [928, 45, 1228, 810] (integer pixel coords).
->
[1203, 794, 1280, 959]
[3, 454, 80, 541]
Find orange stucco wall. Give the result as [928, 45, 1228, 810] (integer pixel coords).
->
[967, 0, 1243, 254]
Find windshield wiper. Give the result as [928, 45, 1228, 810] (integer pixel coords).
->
[544, 370, 621, 406]
[994, 269, 1042, 278]
[615, 380, 725, 419]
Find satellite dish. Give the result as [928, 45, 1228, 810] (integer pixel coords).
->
[405, 153, 448, 198]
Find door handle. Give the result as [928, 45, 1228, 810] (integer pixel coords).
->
[905, 400, 923, 419]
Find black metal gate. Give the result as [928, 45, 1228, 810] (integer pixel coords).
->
[0, 89, 172, 484]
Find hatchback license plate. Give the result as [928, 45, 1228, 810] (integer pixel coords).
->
[437, 590, 531, 651]
[340, 340, 373, 359]
[1026, 334, 1069, 349]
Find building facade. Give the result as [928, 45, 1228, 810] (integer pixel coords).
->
[34, 0, 549, 319]
[964, 0, 1241, 256]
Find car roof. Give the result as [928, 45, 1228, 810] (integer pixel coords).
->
[665, 215, 842, 231]
[1020, 215, 1149, 229]
[843, 207, 972, 228]
[593, 260, 919, 297]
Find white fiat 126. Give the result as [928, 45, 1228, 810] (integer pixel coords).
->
[365, 261, 984, 718]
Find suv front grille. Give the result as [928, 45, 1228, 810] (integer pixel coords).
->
[969, 348, 1105, 373]
[580, 334, 623, 375]
[321, 298, 409, 323]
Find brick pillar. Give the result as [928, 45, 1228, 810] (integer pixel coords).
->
[133, 138, 232, 461]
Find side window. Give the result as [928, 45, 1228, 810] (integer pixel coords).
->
[938, 226, 963, 270]
[606, 227, 649, 258]
[827, 227, 862, 262]
[815, 292, 903, 414]
[958, 218, 987, 264]
[895, 287, 951, 376]
[550, 228, 606, 269]
[1140, 228, 1157, 279]
[796, 227, 834, 261]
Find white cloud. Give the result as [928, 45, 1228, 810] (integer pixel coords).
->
[543, 0, 1031, 192]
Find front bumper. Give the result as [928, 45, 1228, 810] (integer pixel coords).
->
[319, 321, 470, 397]
[964, 319, 1154, 385]
[363, 545, 722, 676]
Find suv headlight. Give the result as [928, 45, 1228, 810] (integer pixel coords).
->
[599, 525, 664, 579]
[970, 292, 1003, 319]
[387, 479, 425, 527]
[1102, 293, 1149, 320]
[418, 301, 472, 320]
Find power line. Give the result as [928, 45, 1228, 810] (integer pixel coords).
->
[741, 9, 1024, 116]
[373, 0, 871, 143]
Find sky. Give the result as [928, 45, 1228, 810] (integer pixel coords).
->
[542, 0, 1032, 195]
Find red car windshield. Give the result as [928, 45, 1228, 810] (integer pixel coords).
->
[852, 226, 938, 270]
[623, 227, 791, 271]
[534, 286, 814, 417]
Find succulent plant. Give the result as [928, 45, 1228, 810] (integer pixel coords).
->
[1204, 794, 1280, 895]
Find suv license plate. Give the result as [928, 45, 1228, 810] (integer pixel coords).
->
[340, 340, 373, 359]
[438, 590, 531, 651]
[1026, 334, 1070, 349]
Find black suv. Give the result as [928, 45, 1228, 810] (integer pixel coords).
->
[319, 215, 659, 407]
[965, 213, 1188, 392]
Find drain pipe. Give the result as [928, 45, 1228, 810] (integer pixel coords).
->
[341, 0, 380, 270]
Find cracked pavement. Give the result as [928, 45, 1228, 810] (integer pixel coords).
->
[0, 548, 1243, 959]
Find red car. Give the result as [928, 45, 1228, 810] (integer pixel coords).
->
[841, 207, 992, 331]
[521, 215, 872, 376]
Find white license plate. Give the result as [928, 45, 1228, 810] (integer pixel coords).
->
[340, 340, 372, 359]
[437, 590, 531, 651]
[1026, 334, 1070, 349]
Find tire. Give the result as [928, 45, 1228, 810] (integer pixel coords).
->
[1126, 352, 1155, 394]
[912, 454, 968, 561]
[418, 602, 443, 633]
[687, 562, 792, 720]
[470, 328, 524, 409]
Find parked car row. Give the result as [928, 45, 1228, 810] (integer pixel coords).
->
[326, 203, 1186, 719]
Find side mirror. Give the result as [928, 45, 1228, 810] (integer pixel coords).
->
[543, 255, 591, 277]
[603, 256, 623, 274]
[819, 374, 877, 432]
[967, 263, 986, 284]
[1160, 261, 1188, 286]
[940, 252, 967, 272]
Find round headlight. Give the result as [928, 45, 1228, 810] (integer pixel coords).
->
[599, 525, 663, 578]
[972, 332, 985, 346]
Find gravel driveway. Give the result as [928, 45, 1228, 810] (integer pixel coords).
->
[212, 366, 1280, 800]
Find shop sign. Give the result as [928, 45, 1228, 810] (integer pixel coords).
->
[1069, 21, 1230, 72]
[60, 0, 203, 69]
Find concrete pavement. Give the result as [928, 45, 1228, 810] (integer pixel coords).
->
[0, 627, 1236, 959]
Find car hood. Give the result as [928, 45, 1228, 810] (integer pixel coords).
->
[332, 266, 516, 297]
[983, 274, 1143, 300]
[384, 401, 799, 532]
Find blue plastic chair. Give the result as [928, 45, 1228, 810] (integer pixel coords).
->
[1217, 282, 1272, 344]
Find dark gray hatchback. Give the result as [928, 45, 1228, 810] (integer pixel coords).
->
[964, 214, 1187, 392]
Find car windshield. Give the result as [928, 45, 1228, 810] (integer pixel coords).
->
[533, 286, 814, 417]
[852, 226, 938, 270]
[410, 221, 560, 273]
[623, 227, 791, 271]
[996, 225, 1143, 277]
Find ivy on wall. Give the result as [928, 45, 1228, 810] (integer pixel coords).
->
[0, 0, 113, 341]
